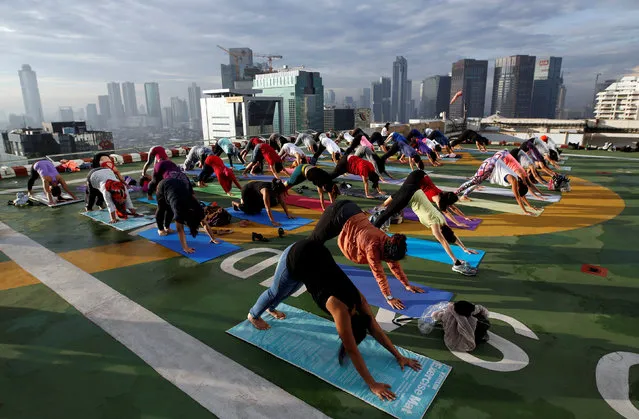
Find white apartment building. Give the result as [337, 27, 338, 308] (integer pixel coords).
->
[594, 76, 639, 120]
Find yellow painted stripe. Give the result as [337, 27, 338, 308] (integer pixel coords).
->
[60, 240, 179, 273]
[390, 177, 625, 238]
[0, 260, 41, 290]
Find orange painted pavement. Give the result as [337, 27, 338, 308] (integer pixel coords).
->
[60, 239, 179, 273]
[0, 260, 41, 290]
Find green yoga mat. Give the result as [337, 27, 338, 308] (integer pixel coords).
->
[194, 183, 240, 198]
[456, 197, 544, 216]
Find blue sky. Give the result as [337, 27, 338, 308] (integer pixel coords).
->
[1, 0, 638, 119]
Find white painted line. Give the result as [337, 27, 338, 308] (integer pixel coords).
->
[0, 222, 331, 419]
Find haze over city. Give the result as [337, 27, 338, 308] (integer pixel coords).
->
[2, 0, 639, 119]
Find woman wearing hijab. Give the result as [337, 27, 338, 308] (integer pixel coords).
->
[85, 167, 138, 223]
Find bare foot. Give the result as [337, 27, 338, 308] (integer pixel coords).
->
[267, 309, 286, 320]
[459, 196, 471, 202]
[248, 314, 270, 330]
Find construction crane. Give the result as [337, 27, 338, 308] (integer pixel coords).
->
[217, 45, 242, 81]
[254, 53, 283, 73]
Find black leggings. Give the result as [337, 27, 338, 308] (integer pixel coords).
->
[213, 144, 245, 167]
[370, 132, 384, 146]
[372, 170, 425, 228]
[330, 154, 350, 179]
[27, 168, 40, 191]
[85, 168, 107, 210]
[308, 200, 362, 243]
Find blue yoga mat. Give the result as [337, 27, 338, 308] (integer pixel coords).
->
[184, 169, 205, 176]
[225, 208, 313, 230]
[240, 174, 289, 182]
[82, 210, 155, 231]
[339, 264, 453, 318]
[227, 304, 451, 419]
[137, 197, 211, 206]
[403, 236, 485, 268]
[138, 223, 240, 263]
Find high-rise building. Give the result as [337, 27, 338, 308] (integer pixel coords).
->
[555, 84, 567, 119]
[221, 48, 254, 89]
[86, 104, 99, 128]
[391, 56, 408, 122]
[98, 95, 111, 119]
[106, 82, 125, 121]
[491, 55, 536, 118]
[58, 107, 74, 121]
[530, 57, 563, 119]
[162, 107, 174, 128]
[371, 81, 383, 122]
[323, 108, 355, 131]
[449, 59, 488, 119]
[419, 75, 451, 118]
[18, 64, 44, 126]
[381, 77, 391, 122]
[139, 104, 146, 115]
[594, 76, 639, 120]
[596, 79, 617, 95]
[360, 87, 371, 109]
[187, 82, 202, 124]
[405, 79, 412, 120]
[324, 89, 336, 106]
[144, 83, 162, 118]
[253, 70, 324, 134]
[121, 82, 138, 117]
[170, 97, 189, 124]
[344, 96, 355, 108]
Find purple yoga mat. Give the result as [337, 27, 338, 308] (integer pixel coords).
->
[403, 209, 482, 231]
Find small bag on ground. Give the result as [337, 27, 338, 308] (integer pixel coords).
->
[203, 203, 232, 227]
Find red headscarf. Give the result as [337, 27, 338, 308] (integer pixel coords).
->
[105, 179, 128, 219]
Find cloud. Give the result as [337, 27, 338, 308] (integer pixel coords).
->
[1, 0, 639, 115]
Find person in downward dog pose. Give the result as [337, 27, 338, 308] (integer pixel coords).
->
[450, 129, 489, 152]
[231, 179, 295, 227]
[155, 177, 220, 253]
[214, 137, 245, 168]
[308, 200, 423, 310]
[372, 185, 478, 276]
[455, 158, 541, 216]
[242, 143, 287, 179]
[197, 155, 242, 197]
[27, 159, 78, 205]
[311, 132, 342, 164]
[331, 154, 384, 198]
[284, 164, 340, 211]
[142, 145, 169, 177]
[181, 145, 212, 171]
[278, 141, 308, 168]
[148, 158, 191, 199]
[85, 167, 138, 222]
[246, 238, 422, 401]
[294, 132, 319, 154]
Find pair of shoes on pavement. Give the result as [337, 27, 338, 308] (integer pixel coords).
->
[452, 261, 478, 276]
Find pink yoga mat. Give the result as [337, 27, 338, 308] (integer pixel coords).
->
[284, 194, 326, 211]
[403, 209, 482, 231]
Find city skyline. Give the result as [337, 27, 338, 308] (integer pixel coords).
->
[2, 1, 639, 119]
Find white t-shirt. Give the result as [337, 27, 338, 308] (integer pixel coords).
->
[425, 139, 439, 149]
[488, 159, 517, 187]
[280, 143, 304, 157]
[381, 127, 389, 136]
[546, 138, 558, 151]
[533, 138, 549, 155]
[320, 136, 341, 153]
[296, 133, 316, 148]
[517, 150, 534, 169]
